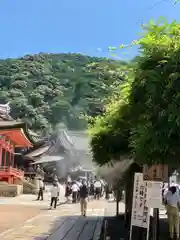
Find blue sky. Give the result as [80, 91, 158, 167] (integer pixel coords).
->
[0, 0, 179, 60]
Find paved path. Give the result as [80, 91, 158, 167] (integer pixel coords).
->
[0, 200, 107, 240]
[0, 204, 42, 234]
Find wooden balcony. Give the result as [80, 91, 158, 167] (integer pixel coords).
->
[0, 166, 24, 178]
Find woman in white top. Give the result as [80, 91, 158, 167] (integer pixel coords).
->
[50, 182, 59, 209]
[165, 186, 180, 239]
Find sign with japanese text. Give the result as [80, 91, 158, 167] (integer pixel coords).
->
[131, 173, 150, 229]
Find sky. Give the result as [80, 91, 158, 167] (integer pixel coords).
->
[0, 0, 180, 60]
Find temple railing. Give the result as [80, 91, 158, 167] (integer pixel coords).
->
[0, 166, 24, 177]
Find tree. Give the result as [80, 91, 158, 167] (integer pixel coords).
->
[90, 20, 180, 167]
[0, 53, 130, 133]
[129, 20, 180, 165]
[89, 80, 132, 165]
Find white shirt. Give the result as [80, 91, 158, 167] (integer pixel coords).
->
[56, 182, 61, 190]
[94, 181, 101, 188]
[76, 181, 82, 188]
[38, 180, 44, 189]
[50, 186, 59, 197]
[71, 184, 79, 192]
[165, 191, 180, 207]
[163, 185, 180, 197]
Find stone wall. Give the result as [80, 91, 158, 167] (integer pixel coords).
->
[0, 183, 22, 197]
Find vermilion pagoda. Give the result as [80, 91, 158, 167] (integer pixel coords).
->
[0, 103, 34, 184]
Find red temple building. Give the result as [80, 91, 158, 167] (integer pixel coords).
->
[0, 103, 34, 184]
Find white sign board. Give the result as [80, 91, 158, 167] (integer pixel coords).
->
[170, 175, 177, 185]
[131, 173, 150, 229]
[146, 181, 162, 208]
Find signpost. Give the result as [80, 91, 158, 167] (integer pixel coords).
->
[130, 173, 150, 240]
[130, 173, 163, 240]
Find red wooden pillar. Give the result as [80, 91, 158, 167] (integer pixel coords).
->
[0, 144, 2, 167]
[4, 148, 6, 167]
[12, 153, 14, 167]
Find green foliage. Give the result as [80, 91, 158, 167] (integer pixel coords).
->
[0, 53, 129, 132]
[89, 75, 133, 165]
[90, 19, 180, 166]
[129, 20, 180, 165]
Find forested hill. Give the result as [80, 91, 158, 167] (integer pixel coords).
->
[0, 53, 129, 133]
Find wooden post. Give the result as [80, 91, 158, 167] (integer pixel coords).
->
[152, 208, 159, 240]
[116, 188, 119, 216]
[4, 148, 6, 167]
[0, 144, 2, 166]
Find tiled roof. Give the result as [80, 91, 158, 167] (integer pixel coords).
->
[24, 145, 50, 158]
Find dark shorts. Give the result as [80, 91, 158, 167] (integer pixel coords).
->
[95, 188, 101, 194]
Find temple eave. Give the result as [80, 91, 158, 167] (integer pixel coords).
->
[0, 128, 33, 147]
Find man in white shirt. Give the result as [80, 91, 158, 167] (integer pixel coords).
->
[50, 182, 59, 209]
[94, 180, 102, 200]
[71, 182, 79, 203]
[164, 186, 180, 239]
[36, 178, 44, 201]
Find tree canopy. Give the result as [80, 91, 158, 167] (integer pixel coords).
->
[0, 53, 129, 134]
[89, 20, 180, 166]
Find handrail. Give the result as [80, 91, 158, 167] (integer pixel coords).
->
[0, 166, 9, 171]
[0, 166, 24, 177]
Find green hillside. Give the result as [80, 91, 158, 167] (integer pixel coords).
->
[0, 53, 129, 133]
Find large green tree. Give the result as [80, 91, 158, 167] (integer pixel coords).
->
[90, 20, 180, 166]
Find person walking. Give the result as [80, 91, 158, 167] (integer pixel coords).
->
[55, 180, 61, 202]
[105, 183, 110, 200]
[79, 180, 88, 217]
[36, 178, 44, 201]
[71, 181, 79, 203]
[49, 182, 59, 209]
[164, 186, 180, 239]
[76, 180, 82, 202]
[65, 182, 71, 203]
[90, 181, 94, 196]
[94, 179, 102, 200]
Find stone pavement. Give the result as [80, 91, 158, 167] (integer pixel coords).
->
[0, 184, 66, 207]
[0, 200, 108, 240]
[0, 204, 42, 234]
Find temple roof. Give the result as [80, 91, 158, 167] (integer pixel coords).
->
[0, 120, 25, 128]
[0, 104, 38, 147]
[0, 127, 34, 147]
[48, 130, 75, 155]
[24, 130, 75, 162]
[24, 145, 50, 159]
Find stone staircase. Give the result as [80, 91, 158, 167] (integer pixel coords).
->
[22, 178, 38, 194]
